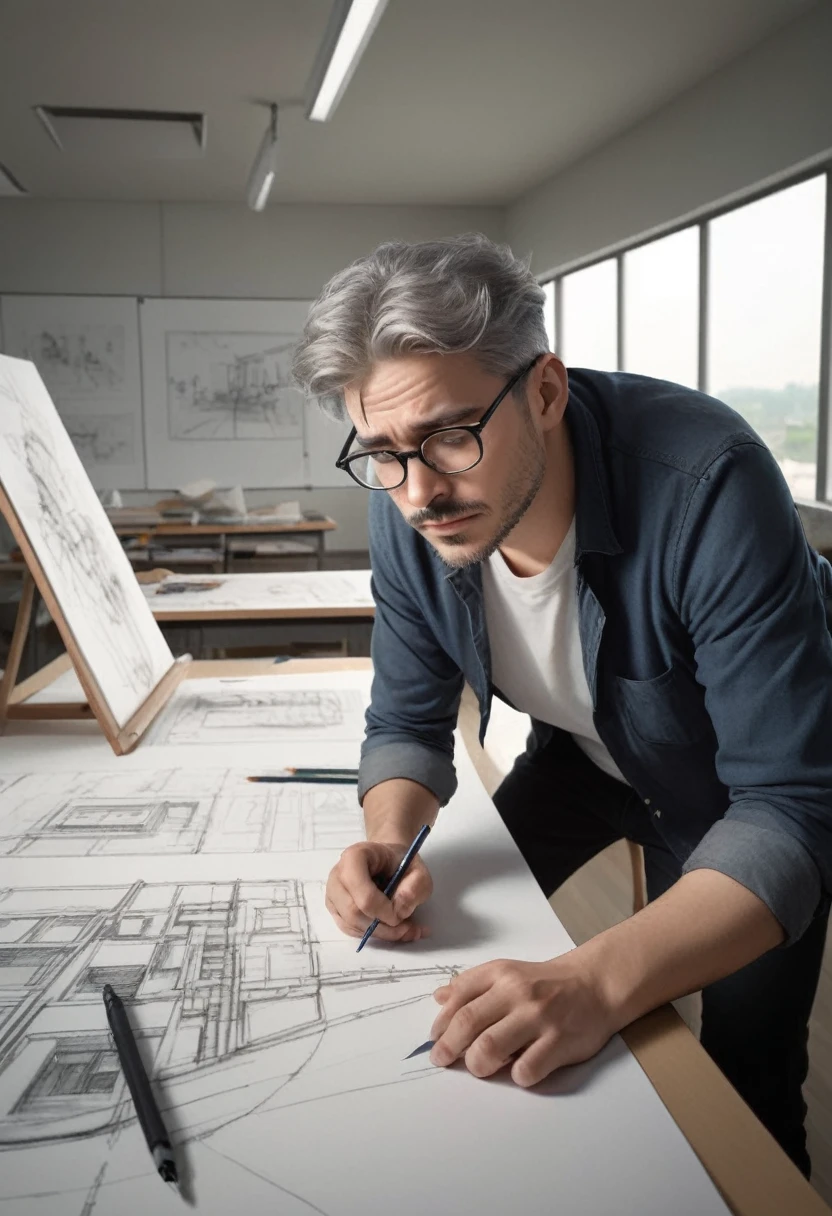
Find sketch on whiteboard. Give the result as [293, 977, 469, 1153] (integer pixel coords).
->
[150, 682, 365, 746]
[166, 332, 304, 441]
[62, 415, 135, 467]
[0, 768, 362, 857]
[0, 358, 173, 726]
[20, 325, 125, 396]
[0, 878, 453, 1213]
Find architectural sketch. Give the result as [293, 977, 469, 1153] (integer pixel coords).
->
[151, 683, 365, 746]
[62, 415, 135, 467]
[19, 325, 125, 396]
[166, 332, 304, 441]
[0, 768, 362, 857]
[0, 878, 454, 1212]
[145, 571, 374, 615]
[0, 357, 173, 727]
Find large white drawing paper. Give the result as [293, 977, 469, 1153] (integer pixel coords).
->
[0, 355, 175, 727]
[0, 675, 728, 1214]
[0, 295, 146, 490]
[143, 569, 374, 616]
[139, 299, 312, 489]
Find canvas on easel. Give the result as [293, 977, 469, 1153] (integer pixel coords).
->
[0, 354, 190, 754]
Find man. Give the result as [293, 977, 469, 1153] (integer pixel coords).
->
[293, 233, 832, 1174]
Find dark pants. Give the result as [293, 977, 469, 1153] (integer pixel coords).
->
[493, 730, 828, 1178]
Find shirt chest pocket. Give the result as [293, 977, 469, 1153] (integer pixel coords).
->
[613, 663, 713, 747]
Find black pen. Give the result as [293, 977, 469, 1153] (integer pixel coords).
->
[103, 984, 179, 1190]
[356, 823, 431, 953]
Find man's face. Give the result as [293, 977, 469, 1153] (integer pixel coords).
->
[345, 352, 548, 568]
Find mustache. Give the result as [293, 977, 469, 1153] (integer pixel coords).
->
[408, 501, 487, 528]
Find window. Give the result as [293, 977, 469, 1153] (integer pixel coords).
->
[624, 227, 699, 387]
[542, 280, 555, 351]
[707, 175, 826, 499]
[14, 1037, 121, 1112]
[560, 259, 617, 371]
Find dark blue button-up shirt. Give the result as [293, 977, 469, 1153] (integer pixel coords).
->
[358, 369, 832, 943]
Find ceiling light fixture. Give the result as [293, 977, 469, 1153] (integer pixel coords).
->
[0, 163, 27, 197]
[306, 0, 389, 123]
[246, 103, 279, 212]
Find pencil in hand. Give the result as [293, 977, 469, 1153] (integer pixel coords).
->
[356, 824, 431, 953]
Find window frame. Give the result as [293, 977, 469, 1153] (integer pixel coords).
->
[540, 164, 832, 503]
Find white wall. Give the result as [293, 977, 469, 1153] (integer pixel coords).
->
[0, 200, 505, 549]
[506, 3, 832, 276]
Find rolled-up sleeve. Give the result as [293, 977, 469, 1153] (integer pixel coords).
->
[675, 441, 832, 943]
[359, 499, 464, 806]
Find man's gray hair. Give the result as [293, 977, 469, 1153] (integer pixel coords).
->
[292, 232, 548, 421]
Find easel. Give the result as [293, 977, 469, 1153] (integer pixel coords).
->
[0, 486, 190, 755]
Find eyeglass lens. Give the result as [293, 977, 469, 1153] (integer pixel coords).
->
[347, 428, 482, 488]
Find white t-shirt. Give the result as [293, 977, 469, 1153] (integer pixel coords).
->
[481, 519, 627, 784]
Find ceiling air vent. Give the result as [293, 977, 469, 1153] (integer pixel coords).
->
[33, 106, 206, 159]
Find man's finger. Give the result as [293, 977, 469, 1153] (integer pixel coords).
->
[465, 1014, 536, 1079]
[390, 862, 433, 920]
[510, 1032, 564, 1088]
[329, 875, 419, 942]
[339, 847, 399, 926]
[430, 991, 503, 1068]
[429, 964, 495, 1042]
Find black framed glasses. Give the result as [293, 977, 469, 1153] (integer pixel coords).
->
[335, 355, 541, 490]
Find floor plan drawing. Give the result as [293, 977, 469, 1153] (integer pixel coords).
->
[166, 332, 304, 441]
[150, 682, 366, 746]
[0, 768, 362, 858]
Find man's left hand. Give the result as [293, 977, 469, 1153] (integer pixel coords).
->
[429, 953, 619, 1087]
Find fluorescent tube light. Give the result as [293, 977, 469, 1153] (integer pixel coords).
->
[246, 104, 278, 212]
[307, 0, 389, 122]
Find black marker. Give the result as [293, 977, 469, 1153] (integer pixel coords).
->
[103, 984, 179, 1190]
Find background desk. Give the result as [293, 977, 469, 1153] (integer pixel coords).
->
[112, 515, 338, 572]
[4, 653, 829, 1216]
[143, 569, 375, 658]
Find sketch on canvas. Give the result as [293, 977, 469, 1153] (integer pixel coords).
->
[149, 681, 366, 747]
[63, 415, 136, 468]
[166, 333, 303, 441]
[0, 768, 362, 857]
[0, 356, 174, 727]
[17, 325, 125, 397]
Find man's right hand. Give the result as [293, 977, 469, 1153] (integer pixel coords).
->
[325, 840, 433, 943]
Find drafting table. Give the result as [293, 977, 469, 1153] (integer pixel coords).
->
[142, 569, 375, 658]
[0, 656, 827, 1216]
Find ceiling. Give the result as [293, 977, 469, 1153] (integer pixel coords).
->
[0, 0, 817, 207]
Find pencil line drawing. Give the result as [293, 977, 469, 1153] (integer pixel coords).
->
[0, 769, 362, 858]
[19, 325, 125, 396]
[166, 332, 304, 441]
[62, 415, 135, 467]
[150, 684, 365, 746]
[145, 571, 374, 614]
[0, 357, 173, 727]
[0, 878, 455, 1213]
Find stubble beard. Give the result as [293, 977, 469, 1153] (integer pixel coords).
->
[431, 424, 546, 570]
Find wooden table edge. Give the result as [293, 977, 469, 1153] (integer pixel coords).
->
[150, 605, 375, 621]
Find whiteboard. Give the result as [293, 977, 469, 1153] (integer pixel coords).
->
[0, 355, 174, 728]
[140, 298, 313, 489]
[305, 399, 355, 487]
[0, 295, 146, 490]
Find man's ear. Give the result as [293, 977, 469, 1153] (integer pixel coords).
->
[538, 356, 568, 427]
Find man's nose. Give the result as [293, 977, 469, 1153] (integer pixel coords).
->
[403, 456, 451, 509]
